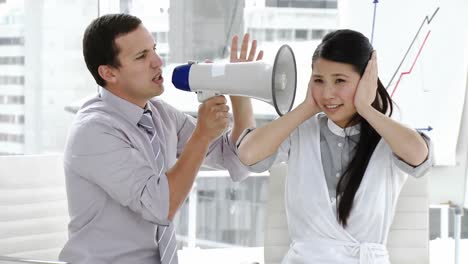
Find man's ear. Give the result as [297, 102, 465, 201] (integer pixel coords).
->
[98, 65, 117, 84]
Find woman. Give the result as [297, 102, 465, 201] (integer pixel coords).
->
[237, 29, 433, 263]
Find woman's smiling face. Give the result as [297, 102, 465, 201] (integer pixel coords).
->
[310, 58, 362, 128]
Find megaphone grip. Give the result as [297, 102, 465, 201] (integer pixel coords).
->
[197, 91, 220, 102]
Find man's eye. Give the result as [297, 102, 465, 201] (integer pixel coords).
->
[314, 79, 323, 83]
[336, 79, 345, 83]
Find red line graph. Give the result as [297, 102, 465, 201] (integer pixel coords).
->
[390, 30, 432, 97]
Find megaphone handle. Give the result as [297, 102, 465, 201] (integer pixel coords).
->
[197, 90, 220, 102]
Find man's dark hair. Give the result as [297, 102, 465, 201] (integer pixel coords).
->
[82, 14, 142, 87]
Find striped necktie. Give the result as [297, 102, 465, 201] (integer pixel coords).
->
[138, 110, 178, 264]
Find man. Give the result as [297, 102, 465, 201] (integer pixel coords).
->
[59, 13, 262, 264]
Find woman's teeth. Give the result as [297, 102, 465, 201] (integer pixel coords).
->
[325, 104, 341, 109]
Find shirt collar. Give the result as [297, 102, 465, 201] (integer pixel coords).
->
[327, 118, 360, 137]
[100, 88, 147, 126]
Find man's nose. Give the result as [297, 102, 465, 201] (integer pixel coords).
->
[150, 52, 163, 68]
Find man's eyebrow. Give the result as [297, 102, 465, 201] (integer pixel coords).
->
[134, 49, 149, 57]
[134, 44, 156, 57]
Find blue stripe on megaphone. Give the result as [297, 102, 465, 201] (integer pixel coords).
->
[172, 64, 192, 92]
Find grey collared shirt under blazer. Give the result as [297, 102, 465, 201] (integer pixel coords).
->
[59, 88, 250, 264]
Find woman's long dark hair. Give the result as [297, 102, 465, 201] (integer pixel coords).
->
[312, 29, 393, 227]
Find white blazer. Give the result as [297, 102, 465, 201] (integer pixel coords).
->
[268, 114, 408, 264]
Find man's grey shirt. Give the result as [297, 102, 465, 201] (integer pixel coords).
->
[59, 88, 249, 264]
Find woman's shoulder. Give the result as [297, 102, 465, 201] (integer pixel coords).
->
[294, 112, 322, 138]
[298, 112, 323, 129]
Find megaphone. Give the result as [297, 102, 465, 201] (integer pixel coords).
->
[171, 45, 297, 116]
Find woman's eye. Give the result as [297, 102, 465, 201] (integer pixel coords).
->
[314, 79, 323, 83]
[336, 79, 345, 83]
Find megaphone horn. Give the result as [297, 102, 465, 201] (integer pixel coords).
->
[171, 45, 297, 116]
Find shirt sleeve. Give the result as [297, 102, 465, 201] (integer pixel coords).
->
[202, 127, 254, 182]
[166, 104, 253, 182]
[233, 127, 291, 173]
[391, 132, 434, 178]
[65, 118, 170, 226]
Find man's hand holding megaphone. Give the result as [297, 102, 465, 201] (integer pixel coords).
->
[193, 95, 230, 144]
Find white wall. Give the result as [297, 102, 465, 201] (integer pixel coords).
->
[338, 0, 468, 166]
[337, 0, 468, 206]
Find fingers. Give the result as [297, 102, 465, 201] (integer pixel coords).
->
[372, 50, 378, 78]
[196, 95, 230, 142]
[211, 104, 230, 114]
[230, 35, 239, 62]
[201, 96, 230, 119]
[239, 33, 249, 60]
[247, 39, 257, 61]
[216, 111, 230, 119]
[231, 33, 263, 62]
[363, 56, 372, 78]
[368, 51, 377, 84]
[205, 95, 227, 106]
[256, 50, 264, 61]
[209, 99, 230, 120]
[357, 50, 378, 100]
[206, 102, 230, 129]
[360, 52, 376, 84]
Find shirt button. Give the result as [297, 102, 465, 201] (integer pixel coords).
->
[338, 142, 343, 148]
[336, 172, 341, 178]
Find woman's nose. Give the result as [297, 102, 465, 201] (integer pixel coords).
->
[322, 85, 336, 99]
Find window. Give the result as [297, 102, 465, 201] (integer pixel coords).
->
[266, 0, 337, 9]
[312, 29, 325, 40]
[152, 31, 168, 43]
[0, 36, 24, 45]
[265, 28, 275, 41]
[0, 75, 25, 85]
[0, 56, 25, 65]
[177, 171, 269, 247]
[277, 29, 293, 41]
[247, 28, 265, 42]
[0, 114, 24, 124]
[0, 114, 15, 123]
[17, 115, 24, 124]
[294, 29, 308, 40]
[0, 133, 25, 143]
[2, 95, 25, 104]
